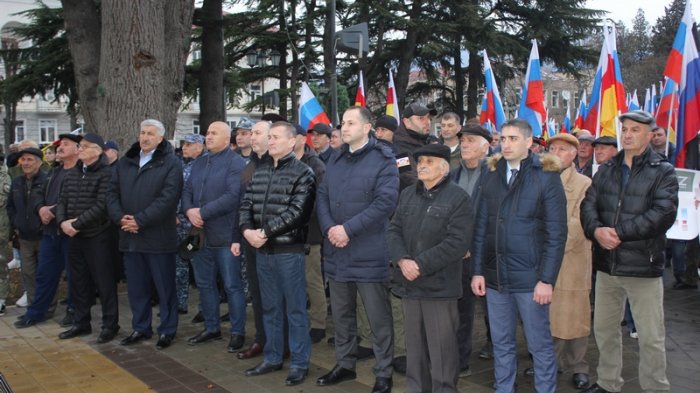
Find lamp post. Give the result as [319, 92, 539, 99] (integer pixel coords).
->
[246, 49, 281, 115]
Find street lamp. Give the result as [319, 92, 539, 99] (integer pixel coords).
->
[246, 49, 281, 115]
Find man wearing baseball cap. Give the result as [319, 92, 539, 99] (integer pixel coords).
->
[393, 102, 437, 192]
[389, 143, 473, 393]
[103, 141, 120, 166]
[575, 130, 595, 178]
[309, 123, 334, 164]
[581, 109, 677, 393]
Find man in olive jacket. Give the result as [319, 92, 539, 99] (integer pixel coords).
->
[580, 110, 678, 393]
[389, 143, 473, 393]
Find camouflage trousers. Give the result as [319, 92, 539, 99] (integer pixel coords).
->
[175, 255, 190, 312]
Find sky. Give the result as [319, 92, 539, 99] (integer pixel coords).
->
[587, 0, 700, 26]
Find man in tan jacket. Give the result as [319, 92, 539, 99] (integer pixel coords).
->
[547, 133, 593, 390]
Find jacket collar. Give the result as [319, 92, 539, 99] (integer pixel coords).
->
[415, 174, 450, 196]
[333, 136, 377, 162]
[125, 138, 172, 161]
[261, 150, 296, 167]
[609, 146, 662, 169]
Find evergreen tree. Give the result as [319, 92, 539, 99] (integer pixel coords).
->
[652, 0, 686, 57]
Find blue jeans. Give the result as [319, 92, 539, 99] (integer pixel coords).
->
[191, 246, 246, 335]
[487, 289, 557, 393]
[256, 252, 310, 369]
[670, 239, 687, 276]
[26, 234, 71, 321]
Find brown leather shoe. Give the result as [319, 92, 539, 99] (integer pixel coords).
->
[237, 342, 263, 360]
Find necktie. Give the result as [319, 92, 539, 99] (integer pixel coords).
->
[508, 169, 518, 187]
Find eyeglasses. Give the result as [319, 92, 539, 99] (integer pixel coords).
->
[78, 144, 99, 150]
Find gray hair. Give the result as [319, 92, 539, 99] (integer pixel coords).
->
[140, 119, 166, 136]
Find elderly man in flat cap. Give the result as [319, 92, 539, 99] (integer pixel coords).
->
[581, 110, 678, 393]
[547, 133, 593, 389]
[389, 143, 473, 393]
[592, 136, 618, 165]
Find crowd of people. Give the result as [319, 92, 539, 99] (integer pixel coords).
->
[0, 104, 691, 393]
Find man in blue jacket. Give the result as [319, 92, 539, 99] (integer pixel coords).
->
[107, 119, 183, 350]
[183, 121, 247, 352]
[316, 106, 399, 393]
[471, 119, 567, 393]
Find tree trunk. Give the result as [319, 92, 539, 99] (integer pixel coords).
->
[289, 0, 299, 122]
[62, 0, 194, 149]
[395, 0, 422, 109]
[466, 49, 481, 119]
[277, 0, 288, 119]
[60, 0, 101, 133]
[453, 42, 465, 122]
[199, 0, 225, 133]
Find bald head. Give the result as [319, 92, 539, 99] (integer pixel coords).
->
[251, 121, 271, 155]
[206, 121, 232, 153]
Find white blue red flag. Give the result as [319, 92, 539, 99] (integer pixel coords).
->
[663, 1, 700, 167]
[479, 50, 506, 132]
[299, 82, 332, 132]
[517, 40, 547, 137]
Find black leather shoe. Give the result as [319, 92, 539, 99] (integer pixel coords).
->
[227, 334, 245, 352]
[478, 342, 493, 359]
[524, 367, 534, 376]
[371, 377, 392, 393]
[573, 373, 590, 389]
[581, 383, 613, 393]
[316, 365, 356, 386]
[237, 342, 263, 359]
[60, 310, 74, 327]
[191, 311, 204, 323]
[392, 356, 406, 375]
[120, 331, 152, 346]
[245, 361, 283, 377]
[156, 334, 175, 350]
[285, 367, 308, 386]
[14, 317, 41, 329]
[59, 325, 92, 340]
[96, 327, 119, 343]
[187, 329, 222, 345]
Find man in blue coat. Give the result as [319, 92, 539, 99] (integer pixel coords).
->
[316, 106, 399, 393]
[107, 119, 183, 350]
[471, 119, 567, 393]
[183, 121, 247, 352]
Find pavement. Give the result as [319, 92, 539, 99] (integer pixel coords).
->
[0, 266, 698, 393]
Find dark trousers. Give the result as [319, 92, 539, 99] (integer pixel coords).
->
[328, 279, 394, 378]
[25, 234, 70, 321]
[68, 230, 119, 330]
[404, 298, 460, 393]
[457, 268, 476, 370]
[123, 252, 178, 336]
[243, 240, 265, 344]
[684, 237, 700, 285]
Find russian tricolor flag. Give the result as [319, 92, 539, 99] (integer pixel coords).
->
[628, 90, 641, 111]
[299, 82, 332, 132]
[655, 78, 679, 150]
[574, 91, 587, 130]
[479, 50, 506, 132]
[517, 40, 547, 137]
[663, 1, 700, 168]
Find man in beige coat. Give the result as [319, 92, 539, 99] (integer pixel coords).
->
[547, 133, 593, 390]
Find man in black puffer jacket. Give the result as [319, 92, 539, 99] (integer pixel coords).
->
[580, 110, 678, 393]
[55, 133, 118, 343]
[239, 121, 315, 387]
[107, 119, 183, 350]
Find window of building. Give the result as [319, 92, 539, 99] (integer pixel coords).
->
[574, 91, 580, 108]
[250, 84, 261, 100]
[39, 119, 57, 143]
[551, 90, 559, 108]
[192, 50, 201, 61]
[227, 119, 237, 130]
[15, 120, 25, 143]
[192, 119, 200, 134]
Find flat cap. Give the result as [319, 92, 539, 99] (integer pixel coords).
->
[375, 115, 398, 132]
[413, 143, 451, 163]
[458, 123, 493, 143]
[592, 136, 617, 147]
[58, 133, 82, 144]
[403, 102, 437, 118]
[548, 133, 579, 149]
[19, 147, 43, 160]
[619, 110, 657, 129]
[82, 133, 104, 147]
[310, 123, 332, 136]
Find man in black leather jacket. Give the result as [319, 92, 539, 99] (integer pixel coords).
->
[580, 110, 678, 393]
[239, 121, 316, 387]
